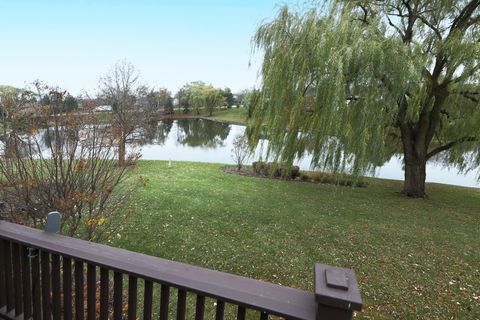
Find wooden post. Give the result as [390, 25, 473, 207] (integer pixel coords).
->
[314, 264, 362, 320]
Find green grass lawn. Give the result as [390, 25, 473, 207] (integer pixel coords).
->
[111, 161, 480, 319]
[209, 107, 248, 125]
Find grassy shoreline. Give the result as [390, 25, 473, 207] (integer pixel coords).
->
[24, 107, 248, 127]
[208, 107, 248, 125]
[111, 160, 480, 319]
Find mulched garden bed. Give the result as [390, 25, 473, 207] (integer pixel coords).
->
[221, 165, 367, 187]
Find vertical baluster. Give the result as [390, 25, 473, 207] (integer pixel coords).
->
[236, 306, 246, 320]
[0, 240, 5, 312]
[31, 249, 41, 320]
[113, 272, 123, 320]
[215, 300, 225, 320]
[51, 254, 61, 320]
[21, 245, 32, 320]
[260, 311, 269, 320]
[75, 260, 84, 320]
[176, 289, 186, 320]
[127, 276, 137, 320]
[143, 280, 153, 320]
[41, 250, 51, 320]
[63, 257, 73, 320]
[100, 268, 109, 320]
[195, 295, 205, 320]
[4, 240, 14, 313]
[87, 264, 96, 320]
[160, 284, 170, 320]
[12, 243, 23, 317]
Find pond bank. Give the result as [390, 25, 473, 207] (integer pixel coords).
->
[30, 107, 248, 126]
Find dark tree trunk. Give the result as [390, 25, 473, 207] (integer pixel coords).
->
[403, 159, 426, 197]
[400, 121, 428, 198]
[118, 136, 126, 167]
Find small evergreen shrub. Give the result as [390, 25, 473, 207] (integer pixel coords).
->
[300, 173, 310, 181]
[252, 161, 300, 179]
[309, 171, 367, 187]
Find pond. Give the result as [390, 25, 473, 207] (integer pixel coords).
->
[135, 119, 479, 188]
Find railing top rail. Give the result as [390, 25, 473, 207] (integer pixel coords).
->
[0, 221, 316, 320]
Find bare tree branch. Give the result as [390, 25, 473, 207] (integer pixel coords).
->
[417, 14, 443, 40]
[427, 136, 477, 159]
[386, 15, 405, 38]
[450, 0, 480, 33]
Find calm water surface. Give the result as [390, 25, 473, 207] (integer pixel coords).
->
[134, 119, 479, 188]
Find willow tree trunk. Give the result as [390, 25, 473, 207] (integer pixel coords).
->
[403, 157, 426, 197]
[400, 123, 427, 198]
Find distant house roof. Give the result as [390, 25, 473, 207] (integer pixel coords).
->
[94, 105, 112, 112]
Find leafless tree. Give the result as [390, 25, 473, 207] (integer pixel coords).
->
[98, 60, 148, 166]
[231, 134, 249, 170]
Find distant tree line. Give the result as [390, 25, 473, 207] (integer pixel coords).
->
[0, 60, 259, 240]
[0, 60, 257, 166]
[175, 82, 242, 115]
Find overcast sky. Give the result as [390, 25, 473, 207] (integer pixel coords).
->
[0, 0, 302, 96]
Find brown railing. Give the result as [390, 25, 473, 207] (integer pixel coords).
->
[0, 221, 362, 320]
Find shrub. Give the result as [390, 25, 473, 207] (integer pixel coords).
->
[0, 83, 142, 241]
[252, 161, 268, 175]
[290, 165, 300, 179]
[252, 161, 300, 179]
[311, 172, 335, 184]
[300, 173, 310, 181]
[308, 171, 367, 187]
[231, 135, 249, 170]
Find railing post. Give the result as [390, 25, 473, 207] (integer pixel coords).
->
[314, 263, 362, 320]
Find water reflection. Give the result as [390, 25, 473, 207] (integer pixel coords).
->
[137, 120, 174, 146]
[1, 118, 477, 188]
[176, 119, 230, 148]
[135, 119, 479, 188]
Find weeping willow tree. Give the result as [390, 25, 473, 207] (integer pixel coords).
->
[250, 0, 480, 197]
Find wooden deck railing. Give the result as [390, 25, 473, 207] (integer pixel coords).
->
[0, 221, 362, 320]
